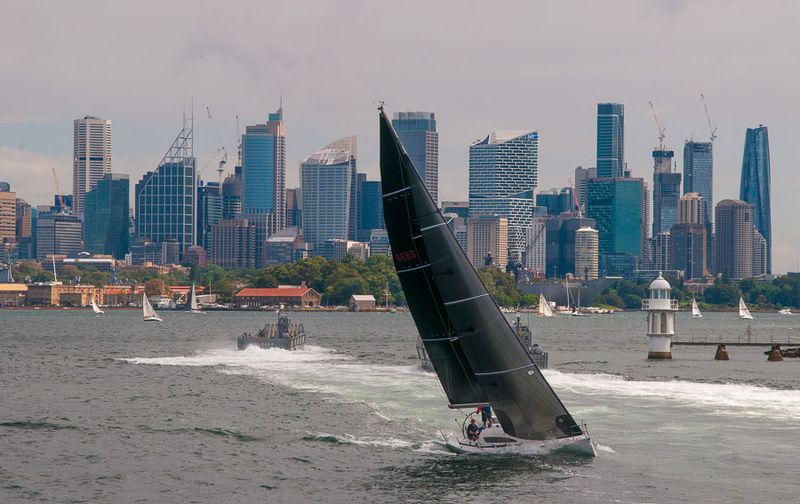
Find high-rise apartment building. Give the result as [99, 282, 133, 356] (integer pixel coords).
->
[574, 226, 599, 280]
[670, 223, 707, 279]
[15, 198, 33, 259]
[392, 112, 438, 204]
[0, 189, 16, 243]
[740, 126, 771, 273]
[714, 199, 754, 279]
[469, 130, 538, 265]
[596, 103, 625, 178]
[300, 137, 357, 253]
[209, 218, 257, 269]
[36, 214, 82, 260]
[683, 141, 713, 217]
[467, 215, 508, 270]
[574, 166, 597, 210]
[653, 232, 671, 271]
[73, 116, 112, 214]
[242, 107, 286, 230]
[222, 167, 243, 219]
[678, 192, 707, 225]
[197, 181, 222, 251]
[135, 123, 196, 255]
[83, 173, 129, 259]
[285, 188, 302, 230]
[358, 179, 384, 241]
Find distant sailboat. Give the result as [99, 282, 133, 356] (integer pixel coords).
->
[143, 293, 163, 322]
[91, 296, 104, 315]
[187, 283, 205, 315]
[778, 308, 792, 315]
[379, 107, 594, 456]
[739, 297, 753, 320]
[538, 294, 555, 317]
[691, 298, 702, 318]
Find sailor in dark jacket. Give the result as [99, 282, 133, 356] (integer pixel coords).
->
[466, 418, 481, 441]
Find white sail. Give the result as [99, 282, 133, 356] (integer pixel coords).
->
[538, 295, 555, 317]
[187, 283, 205, 314]
[739, 297, 753, 320]
[691, 298, 702, 318]
[143, 293, 162, 322]
[91, 296, 104, 315]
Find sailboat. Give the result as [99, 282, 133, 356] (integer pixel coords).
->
[691, 298, 702, 318]
[778, 308, 792, 315]
[142, 293, 163, 322]
[571, 285, 589, 317]
[378, 107, 594, 457]
[538, 294, 555, 317]
[91, 296, 104, 315]
[739, 297, 753, 320]
[186, 283, 205, 315]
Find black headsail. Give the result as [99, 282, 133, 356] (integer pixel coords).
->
[379, 108, 582, 440]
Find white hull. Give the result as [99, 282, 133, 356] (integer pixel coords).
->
[143, 315, 163, 322]
[444, 423, 595, 457]
[188, 309, 206, 315]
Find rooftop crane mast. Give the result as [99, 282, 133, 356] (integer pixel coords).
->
[51, 168, 65, 213]
[700, 94, 718, 143]
[648, 101, 666, 149]
[206, 107, 228, 184]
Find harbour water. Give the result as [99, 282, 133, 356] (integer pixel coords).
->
[2, 309, 799, 503]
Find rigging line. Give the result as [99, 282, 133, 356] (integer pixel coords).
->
[420, 221, 447, 232]
[397, 263, 431, 273]
[473, 362, 538, 377]
[383, 185, 411, 198]
[444, 293, 490, 306]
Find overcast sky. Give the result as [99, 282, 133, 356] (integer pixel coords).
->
[1, 1, 798, 271]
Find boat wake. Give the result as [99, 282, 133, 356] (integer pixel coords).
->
[544, 369, 800, 423]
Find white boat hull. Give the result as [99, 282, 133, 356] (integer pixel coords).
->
[143, 316, 163, 322]
[444, 422, 596, 457]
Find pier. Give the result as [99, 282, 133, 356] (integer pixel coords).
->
[672, 334, 800, 361]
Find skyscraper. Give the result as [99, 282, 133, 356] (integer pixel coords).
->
[678, 192, 707, 226]
[358, 179, 384, 240]
[222, 167, 243, 219]
[652, 149, 681, 236]
[467, 215, 508, 270]
[300, 137, 357, 253]
[15, 198, 33, 259]
[72, 116, 112, 214]
[596, 103, 624, 178]
[714, 199, 754, 279]
[0, 189, 15, 243]
[536, 187, 575, 216]
[210, 217, 256, 269]
[469, 130, 538, 265]
[684, 141, 713, 268]
[197, 181, 222, 251]
[392, 112, 438, 204]
[285, 188, 302, 230]
[586, 178, 643, 259]
[242, 107, 286, 230]
[36, 213, 82, 260]
[83, 173, 129, 259]
[670, 223, 707, 280]
[135, 122, 196, 255]
[740, 125, 771, 273]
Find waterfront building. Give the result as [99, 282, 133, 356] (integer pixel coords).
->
[234, 286, 321, 309]
[670, 223, 707, 280]
[574, 166, 597, 211]
[536, 187, 574, 216]
[469, 129, 538, 265]
[652, 149, 681, 236]
[596, 103, 625, 178]
[135, 123, 196, 255]
[83, 173, 129, 259]
[740, 125, 771, 273]
[241, 107, 286, 230]
[197, 181, 222, 251]
[0, 189, 16, 243]
[36, 213, 82, 260]
[585, 177, 643, 263]
[300, 137, 357, 253]
[209, 217, 256, 269]
[72, 116, 112, 214]
[466, 215, 508, 270]
[714, 199, 754, 279]
[392, 112, 438, 204]
[574, 226, 599, 280]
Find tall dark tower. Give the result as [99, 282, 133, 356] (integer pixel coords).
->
[739, 126, 771, 273]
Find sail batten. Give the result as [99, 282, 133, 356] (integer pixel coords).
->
[379, 109, 580, 441]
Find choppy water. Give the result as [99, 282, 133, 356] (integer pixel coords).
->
[2, 309, 799, 503]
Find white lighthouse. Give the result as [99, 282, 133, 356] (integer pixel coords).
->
[642, 272, 678, 359]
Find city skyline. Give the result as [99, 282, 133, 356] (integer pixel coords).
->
[0, 1, 796, 270]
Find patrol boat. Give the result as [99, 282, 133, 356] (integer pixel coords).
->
[237, 308, 306, 351]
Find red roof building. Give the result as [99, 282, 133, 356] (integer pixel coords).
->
[234, 286, 322, 309]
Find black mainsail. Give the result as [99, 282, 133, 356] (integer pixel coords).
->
[380, 108, 582, 440]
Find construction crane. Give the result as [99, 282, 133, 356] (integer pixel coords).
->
[51, 168, 65, 213]
[206, 107, 228, 184]
[648, 101, 666, 149]
[235, 114, 242, 166]
[700, 94, 718, 143]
